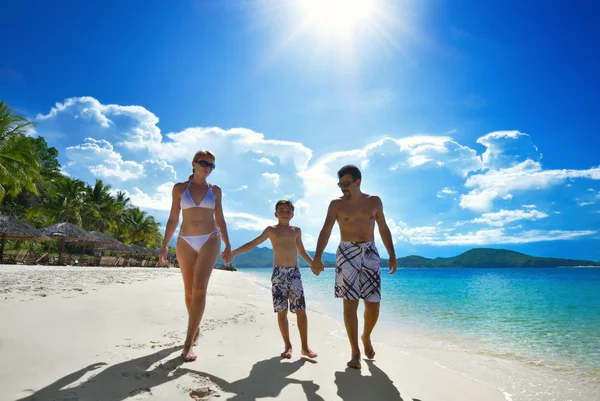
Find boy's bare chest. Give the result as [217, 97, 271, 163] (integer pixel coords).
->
[270, 228, 297, 244]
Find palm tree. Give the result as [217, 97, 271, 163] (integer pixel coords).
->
[0, 101, 41, 201]
[122, 207, 161, 247]
[83, 179, 114, 232]
[28, 177, 87, 225]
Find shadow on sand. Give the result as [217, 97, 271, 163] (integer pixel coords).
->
[194, 356, 325, 401]
[16, 349, 323, 401]
[16, 346, 186, 401]
[335, 359, 404, 401]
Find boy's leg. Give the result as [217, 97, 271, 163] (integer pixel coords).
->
[294, 309, 317, 358]
[288, 266, 317, 358]
[272, 266, 292, 358]
[277, 310, 293, 358]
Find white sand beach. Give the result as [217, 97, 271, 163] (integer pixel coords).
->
[0, 265, 509, 401]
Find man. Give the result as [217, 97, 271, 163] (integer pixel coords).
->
[312, 164, 397, 369]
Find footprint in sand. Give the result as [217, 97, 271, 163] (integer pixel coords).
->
[186, 376, 222, 400]
[128, 388, 152, 399]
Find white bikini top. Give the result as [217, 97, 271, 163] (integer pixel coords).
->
[180, 181, 215, 210]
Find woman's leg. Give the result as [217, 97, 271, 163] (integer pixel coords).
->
[182, 233, 221, 361]
[176, 238, 200, 344]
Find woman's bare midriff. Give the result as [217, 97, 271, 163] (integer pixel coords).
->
[179, 209, 218, 236]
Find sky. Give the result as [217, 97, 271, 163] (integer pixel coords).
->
[1, 0, 599, 260]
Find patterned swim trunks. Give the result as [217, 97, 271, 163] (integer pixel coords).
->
[271, 265, 306, 313]
[335, 241, 381, 302]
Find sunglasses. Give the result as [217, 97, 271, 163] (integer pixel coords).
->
[194, 159, 216, 170]
[337, 180, 354, 188]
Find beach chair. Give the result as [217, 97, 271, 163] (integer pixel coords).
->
[58, 253, 78, 266]
[12, 249, 29, 264]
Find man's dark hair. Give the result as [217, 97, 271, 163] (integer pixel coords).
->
[275, 199, 295, 212]
[337, 164, 362, 181]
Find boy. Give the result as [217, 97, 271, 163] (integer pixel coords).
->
[232, 200, 318, 359]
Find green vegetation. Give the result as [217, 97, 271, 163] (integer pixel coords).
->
[0, 100, 165, 251]
[397, 248, 600, 268]
[219, 247, 600, 268]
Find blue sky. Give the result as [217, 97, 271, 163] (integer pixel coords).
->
[1, 0, 599, 260]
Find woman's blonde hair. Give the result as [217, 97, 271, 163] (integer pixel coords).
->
[188, 150, 216, 180]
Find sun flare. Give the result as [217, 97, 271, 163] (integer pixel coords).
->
[299, 0, 379, 38]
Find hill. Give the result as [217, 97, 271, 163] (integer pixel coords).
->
[217, 247, 600, 268]
[216, 247, 337, 267]
[397, 248, 600, 268]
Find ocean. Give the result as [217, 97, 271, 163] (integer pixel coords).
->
[239, 267, 600, 401]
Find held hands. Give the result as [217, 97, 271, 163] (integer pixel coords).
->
[221, 246, 233, 263]
[311, 259, 325, 276]
[388, 258, 397, 275]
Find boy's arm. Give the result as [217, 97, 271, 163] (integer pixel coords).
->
[295, 228, 313, 266]
[232, 227, 270, 257]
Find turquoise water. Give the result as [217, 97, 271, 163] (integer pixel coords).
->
[240, 267, 600, 376]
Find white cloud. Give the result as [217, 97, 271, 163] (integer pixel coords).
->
[225, 212, 277, 231]
[472, 209, 549, 227]
[460, 160, 600, 212]
[233, 185, 248, 192]
[262, 172, 280, 187]
[66, 138, 144, 181]
[437, 187, 457, 199]
[128, 183, 174, 211]
[522, 204, 537, 209]
[477, 130, 542, 169]
[257, 157, 275, 166]
[388, 219, 595, 245]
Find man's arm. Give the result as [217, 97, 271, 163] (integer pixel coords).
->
[374, 196, 397, 274]
[314, 201, 337, 259]
[295, 228, 313, 266]
[232, 227, 270, 256]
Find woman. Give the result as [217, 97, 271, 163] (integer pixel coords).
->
[160, 150, 232, 362]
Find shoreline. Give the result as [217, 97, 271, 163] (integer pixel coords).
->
[239, 268, 600, 401]
[1, 265, 597, 400]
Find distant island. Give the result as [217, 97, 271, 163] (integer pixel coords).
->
[216, 247, 600, 268]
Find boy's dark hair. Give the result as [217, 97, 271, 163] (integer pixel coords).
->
[337, 164, 362, 181]
[275, 199, 295, 212]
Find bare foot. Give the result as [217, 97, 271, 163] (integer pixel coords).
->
[301, 347, 318, 359]
[181, 343, 197, 362]
[347, 353, 361, 369]
[280, 346, 292, 359]
[362, 335, 376, 359]
[193, 329, 200, 346]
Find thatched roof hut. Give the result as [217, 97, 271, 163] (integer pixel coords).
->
[0, 215, 50, 260]
[0, 216, 50, 240]
[129, 243, 153, 256]
[40, 222, 96, 259]
[69, 230, 120, 246]
[97, 242, 135, 254]
[40, 222, 95, 240]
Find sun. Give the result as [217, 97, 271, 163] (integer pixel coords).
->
[298, 0, 379, 38]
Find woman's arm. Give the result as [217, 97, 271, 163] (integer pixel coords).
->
[160, 183, 182, 264]
[212, 185, 232, 261]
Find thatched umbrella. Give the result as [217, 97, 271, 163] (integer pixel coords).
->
[97, 242, 135, 254]
[0, 216, 51, 260]
[69, 231, 120, 247]
[129, 243, 153, 256]
[40, 222, 96, 261]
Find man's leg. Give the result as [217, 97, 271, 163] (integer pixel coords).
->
[343, 299, 361, 368]
[362, 300, 380, 359]
[277, 310, 293, 358]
